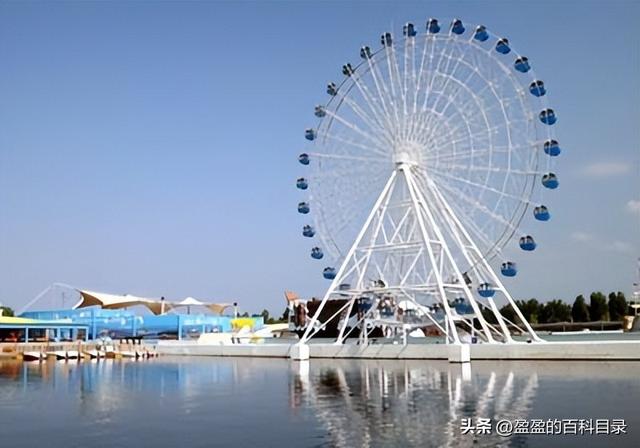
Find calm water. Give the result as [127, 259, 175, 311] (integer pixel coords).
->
[0, 357, 638, 447]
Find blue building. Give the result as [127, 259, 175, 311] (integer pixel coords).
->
[21, 306, 262, 340]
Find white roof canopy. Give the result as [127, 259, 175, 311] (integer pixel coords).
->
[178, 297, 206, 306]
[74, 290, 234, 315]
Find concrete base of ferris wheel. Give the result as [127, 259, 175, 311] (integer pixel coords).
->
[156, 340, 640, 362]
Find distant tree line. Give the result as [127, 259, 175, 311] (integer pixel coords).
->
[1, 292, 632, 327]
[236, 308, 288, 325]
[482, 291, 631, 325]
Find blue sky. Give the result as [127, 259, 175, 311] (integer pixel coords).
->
[0, 0, 638, 313]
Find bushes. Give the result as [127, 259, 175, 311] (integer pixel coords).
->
[493, 291, 630, 324]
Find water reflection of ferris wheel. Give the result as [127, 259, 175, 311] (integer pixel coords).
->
[290, 360, 538, 447]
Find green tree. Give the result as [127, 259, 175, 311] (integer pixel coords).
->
[481, 307, 497, 325]
[589, 292, 608, 321]
[515, 299, 540, 324]
[0, 306, 14, 317]
[540, 300, 572, 323]
[608, 291, 627, 321]
[571, 295, 589, 322]
[499, 304, 516, 323]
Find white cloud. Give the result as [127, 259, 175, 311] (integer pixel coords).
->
[581, 162, 632, 178]
[604, 241, 634, 254]
[627, 199, 640, 216]
[570, 231, 594, 242]
[570, 231, 633, 253]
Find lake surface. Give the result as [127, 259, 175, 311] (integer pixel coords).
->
[0, 356, 638, 447]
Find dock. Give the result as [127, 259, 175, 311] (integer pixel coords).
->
[0, 341, 159, 361]
[156, 340, 640, 362]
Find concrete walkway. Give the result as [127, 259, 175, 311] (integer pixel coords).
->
[157, 340, 640, 362]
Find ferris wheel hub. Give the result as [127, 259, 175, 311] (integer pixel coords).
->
[393, 151, 413, 166]
[393, 141, 422, 167]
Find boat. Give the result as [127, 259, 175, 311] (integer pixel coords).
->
[82, 349, 102, 359]
[103, 346, 117, 358]
[22, 351, 44, 362]
[46, 350, 68, 360]
[135, 350, 154, 359]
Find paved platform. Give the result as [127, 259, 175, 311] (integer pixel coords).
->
[157, 340, 640, 362]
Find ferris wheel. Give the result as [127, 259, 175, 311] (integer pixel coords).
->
[295, 19, 561, 345]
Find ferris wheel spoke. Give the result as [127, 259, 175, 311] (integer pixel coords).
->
[390, 46, 409, 125]
[366, 57, 399, 132]
[403, 39, 417, 140]
[430, 54, 525, 183]
[426, 174, 520, 232]
[437, 72, 493, 122]
[383, 46, 398, 100]
[403, 37, 410, 119]
[409, 35, 418, 116]
[424, 147, 510, 165]
[442, 198, 506, 261]
[421, 105, 478, 163]
[307, 152, 388, 164]
[427, 119, 502, 151]
[333, 90, 395, 144]
[475, 38, 547, 136]
[319, 131, 388, 157]
[434, 163, 538, 177]
[382, 47, 403, 132]
[416, 79, 496, 151]
[421, 36, 457, 113]
[425, 164, 530, 203]
[430, 51, 471, 119]
[413, 35, 432, 115]
[315, 168, 390, 224]
[319, 198, 382, 256]
[434, 41, 488, 117]
[446, 41, 520, 168]
[431, 79, 495, 146]
[311, 161, 387, 185]
[317, 165, 389, 194]
[348, 68, 398, 138]
[322, 108, 392, 149]
[420, 182, 506, 272]
[426, 184, 501, 258]
[415, 34, 438, 118]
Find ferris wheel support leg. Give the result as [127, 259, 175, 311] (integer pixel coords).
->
[425, 182, 513, 342]
[485, 296, 514, 343]
[429, 182, 543, 343]
[299, 170, 399, 345]
[407, 174, 497, 343]
[401, 165, 460, 344]
[492, 282, 543, 342]
[419, 179, 509, 342]
[335, 297, 356, 345]
[336, 174, 397, 345]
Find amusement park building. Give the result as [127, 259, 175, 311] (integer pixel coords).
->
[20, 307, 263, 340]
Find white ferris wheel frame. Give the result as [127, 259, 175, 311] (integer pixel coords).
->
[298, 20, 558, 346]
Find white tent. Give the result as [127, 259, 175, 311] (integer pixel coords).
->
[174, 297, 234, 315]
[75, 289, 234, 316]
[75, 289, 169, 315]
[178, 297, 206, 306]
